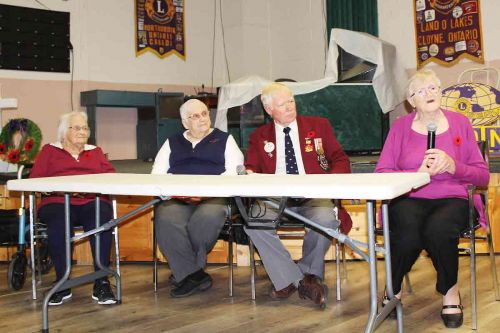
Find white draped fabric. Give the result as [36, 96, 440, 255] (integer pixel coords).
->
[215, 28, 407, 131]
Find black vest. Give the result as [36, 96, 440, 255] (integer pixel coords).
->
[168, 128, 228, 175]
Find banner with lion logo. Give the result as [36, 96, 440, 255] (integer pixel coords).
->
[414, 0, 484, 68]
[135, 0, 185, 59]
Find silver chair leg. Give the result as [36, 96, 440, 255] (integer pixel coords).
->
[112, 199, 121, 278]
[341, 243, 347, 280]
[249, 240, 256, 300]
[468, 186, 477, 330]
[335, 240, 341, 301]
[228, 228, 234, 297]
[484, 198, 500, 301]
[29, 193, 37, 300]
[153, 219, 158, 292]
[470, 234, 477, 330]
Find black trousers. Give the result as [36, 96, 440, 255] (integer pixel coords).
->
[388, 196, 469, 295]
[39, 201, 113, 281]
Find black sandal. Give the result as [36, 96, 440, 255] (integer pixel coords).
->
[382, 295, 399, 319]
[441, 304, 464, 328]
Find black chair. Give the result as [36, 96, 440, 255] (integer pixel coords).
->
[29, 195, 121, 300]
[238, 198, 347, 301]
[375, 141, 499, 330]
[460, 141, 499, 330]
[152, 201, 245, 295]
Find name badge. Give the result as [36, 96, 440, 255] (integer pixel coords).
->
[264, 140, 275, 158]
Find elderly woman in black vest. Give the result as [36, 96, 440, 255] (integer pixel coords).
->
[151, 99, 243, 298]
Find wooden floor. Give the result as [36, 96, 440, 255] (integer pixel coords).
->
[1, 256, 500, 333]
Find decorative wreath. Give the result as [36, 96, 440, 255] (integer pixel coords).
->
[0, 118, 42, 165]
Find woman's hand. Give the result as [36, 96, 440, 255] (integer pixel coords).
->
[423, 148, 456, 176]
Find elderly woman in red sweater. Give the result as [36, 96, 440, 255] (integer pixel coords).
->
[30, 111, 117, 306]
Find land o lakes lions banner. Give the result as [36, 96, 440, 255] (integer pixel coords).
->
[135, 0, 185, 59]
[414, 0, 484, 68]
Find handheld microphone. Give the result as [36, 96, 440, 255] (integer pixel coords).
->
[427, 123, 437, 149]
[236, 165, 247, 175]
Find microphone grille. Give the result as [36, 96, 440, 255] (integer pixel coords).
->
[427, 123, 437, 132]
[236, 165, 246, 175]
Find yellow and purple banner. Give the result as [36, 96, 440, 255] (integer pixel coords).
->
[135, 0, 185, 59]
[414, 0, 484, 68]
[442, 83, 500, 154]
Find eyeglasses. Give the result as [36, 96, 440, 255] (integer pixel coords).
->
[69, 126, 90, 132]
[410, 84, 440, 98]
[187, 110, 209, 120]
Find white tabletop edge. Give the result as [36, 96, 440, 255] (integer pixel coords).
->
[6, 173, 430, 201]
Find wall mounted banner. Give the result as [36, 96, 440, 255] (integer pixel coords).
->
[414, 0, 484, 68]
[135, 0, 185, 59]
[441, 83, 500, 154]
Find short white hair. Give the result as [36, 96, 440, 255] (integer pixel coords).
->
[260, 82, 293, 108]
[179, 99, 208, 119]
[407, 69, 441, 99]
[57, 111, 88, 142]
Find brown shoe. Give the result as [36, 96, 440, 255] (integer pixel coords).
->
[298, 274, 328, 309]
[269, 283, 297, 300]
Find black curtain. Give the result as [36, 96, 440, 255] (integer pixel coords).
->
[326, 0, 378, 40]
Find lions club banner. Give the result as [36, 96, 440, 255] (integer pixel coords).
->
[442, 83, 500, 154]
[414, 0, 484, 68]
[135, 0, 185, 59]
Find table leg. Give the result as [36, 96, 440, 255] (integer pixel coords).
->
[42, 194, 72, 333]
[381, 201, 403, 333]
[29, 193, 37, 300]
[365, 200, 378, 333]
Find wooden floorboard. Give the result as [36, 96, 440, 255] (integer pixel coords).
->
[0, 256, 499, 332]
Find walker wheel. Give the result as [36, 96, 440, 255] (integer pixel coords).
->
[8, 252, 27, 290]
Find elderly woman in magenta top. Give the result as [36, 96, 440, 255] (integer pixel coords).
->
[151, 99, 243, 298]
[375, 69, 489, 328]
[30, 111, 117, 306]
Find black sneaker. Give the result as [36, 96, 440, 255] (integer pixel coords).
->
[92, 279, 117, 305]
[170, 270, 212, 298]
[169, 274, 182, 287]
[48, 288, 72, 306]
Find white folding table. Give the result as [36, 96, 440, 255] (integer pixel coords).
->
[7, 172, 430, 333]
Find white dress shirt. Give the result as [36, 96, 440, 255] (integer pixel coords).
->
[274, 120, 306, 175]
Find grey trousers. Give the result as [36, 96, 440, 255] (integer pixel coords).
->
[244, 198, 339, 291]
[154, 198, 227, 282]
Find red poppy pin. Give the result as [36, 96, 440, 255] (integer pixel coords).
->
[453, 136, 462, 146]
[307, 131, 316, 138]
[0, 143, 6, 154]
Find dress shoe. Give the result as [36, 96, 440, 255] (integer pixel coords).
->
[441, 304, 463, 328]
[298, 274, 328, 309]
[269, 283, 297, 300]
[381, 295, 398, 320]
[170, 269, 212, 298]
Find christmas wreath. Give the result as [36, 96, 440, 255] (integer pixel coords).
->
[0, 118, 42, 165]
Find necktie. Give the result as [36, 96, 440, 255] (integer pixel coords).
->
[283, 127, 299, 174]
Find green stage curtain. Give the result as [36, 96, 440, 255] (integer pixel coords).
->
[326, 0, 378, 39]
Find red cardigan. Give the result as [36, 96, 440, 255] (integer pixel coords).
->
[29, 144, 115, 207]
